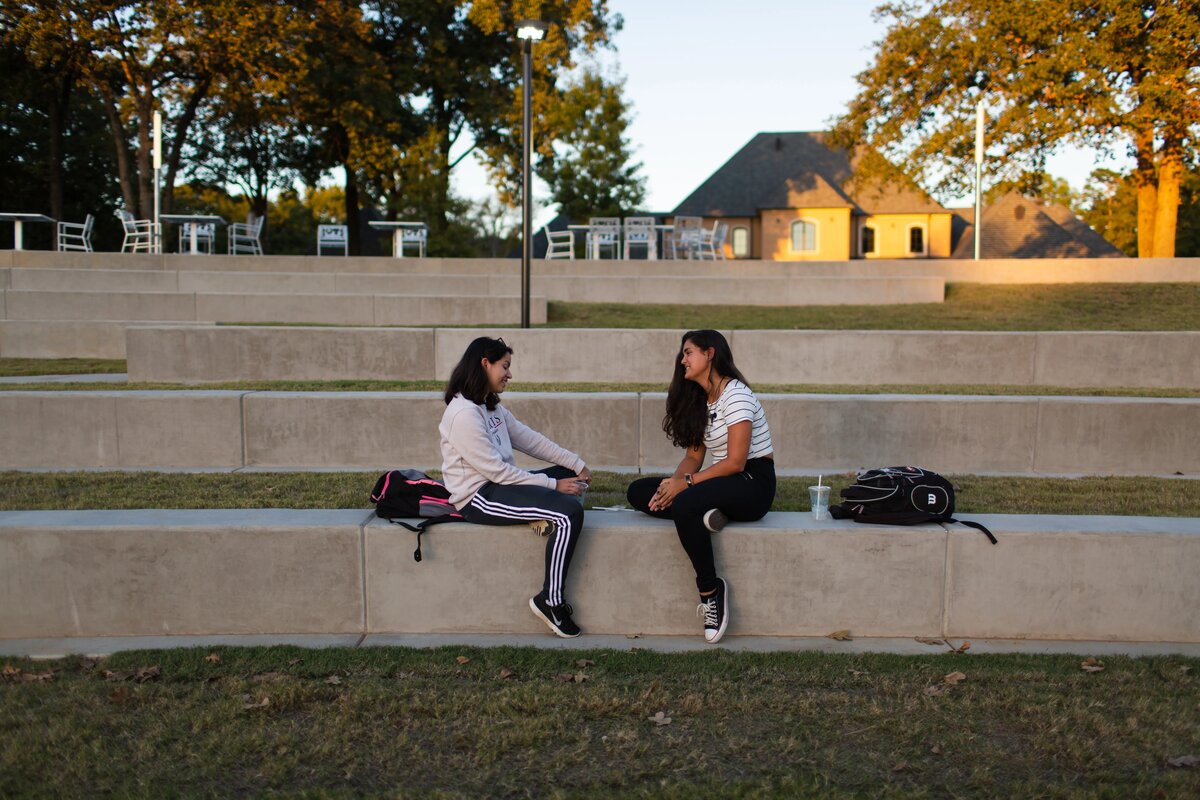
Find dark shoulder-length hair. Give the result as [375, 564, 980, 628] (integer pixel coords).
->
[444, 336, 513, 411]
[662, 329, 750, 449]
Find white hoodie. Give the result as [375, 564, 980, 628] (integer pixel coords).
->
[439, 393, 586, 508]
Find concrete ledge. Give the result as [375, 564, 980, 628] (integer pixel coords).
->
[2, 510, 1196, 643]
[3, 391, 1199, 475]
[126, 326, 1200, 389]
[0, 509, 367, 638]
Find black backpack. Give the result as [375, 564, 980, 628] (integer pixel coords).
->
[829, 466, 997, 544]
[370, 469, 464, 562]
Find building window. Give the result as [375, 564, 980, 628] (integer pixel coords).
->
[861, 224, 876, 256]
[908, 225, 926, 255]
[731, 226, 749, 258]
[791, 219, 817, 253]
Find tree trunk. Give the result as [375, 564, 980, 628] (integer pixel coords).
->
[136, 95, 155, 219]
[99, 84, 137, 214]
[1152, 140, 1182, 259]
[47, 72, 73, 220]
[162, 75, 213, 214]
[1134, 129, 1157, 258]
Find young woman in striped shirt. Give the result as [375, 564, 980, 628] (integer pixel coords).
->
[626, 329, 775, 643]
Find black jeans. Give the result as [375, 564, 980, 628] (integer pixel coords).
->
[626, 457, 776, 594]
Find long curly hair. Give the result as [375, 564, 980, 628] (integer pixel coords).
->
[443, 336, 513, 411]
[662, 329, 749, 449]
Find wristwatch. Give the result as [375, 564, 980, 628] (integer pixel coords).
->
[684, 473, 694, 487]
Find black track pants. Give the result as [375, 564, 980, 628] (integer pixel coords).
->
[460, 465, 584, 607]
[626, 457, 775, 594]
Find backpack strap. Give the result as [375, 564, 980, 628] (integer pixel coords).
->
[947, 518, 998, 545]
[386, 514, 463, 562]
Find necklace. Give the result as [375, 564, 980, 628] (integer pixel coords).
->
[707, 376, 728, 404]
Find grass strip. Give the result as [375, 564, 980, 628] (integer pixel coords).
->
[547, 283, 1200, 330]
[0, 358, 126, 377]
[2, 471, 1198, 516]
[2, 646, 1197, 797]
[3, 378, 1198, 397]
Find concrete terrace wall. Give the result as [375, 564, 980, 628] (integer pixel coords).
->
[3, 390, 1198, 475]
[124, 326, 1200, 390]
[2, 510, 1197, 643]
[3, 250, 1199, 280]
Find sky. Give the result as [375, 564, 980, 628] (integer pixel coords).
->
[450, 0, 1131, 223]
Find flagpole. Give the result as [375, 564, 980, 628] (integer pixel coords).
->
[974, 102, 983, 261]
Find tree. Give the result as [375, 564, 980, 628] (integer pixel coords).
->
[831, 0, 1200, 257]
[537, 69, 646, 220]
[1081, 166, 1200, 257]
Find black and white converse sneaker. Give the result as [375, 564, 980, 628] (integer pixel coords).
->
[530, 592, 581, 638]
[703, 508, 729, 533]
[696, 578, 729, 643]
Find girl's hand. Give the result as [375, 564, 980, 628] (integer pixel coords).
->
[556, 477, 588, 496]
[578, 466, 592, 483]
[648, 476, 686, 511]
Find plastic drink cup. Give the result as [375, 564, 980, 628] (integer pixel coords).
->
[809, 485, 831, 520]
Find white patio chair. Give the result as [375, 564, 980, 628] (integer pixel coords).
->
[117, 210, 158, 253]
[545, 229, 574, 259]
[57, 214, 94, 252]
[178, 222, 216, 254]
[585, 217, 621, 259]
[623, 217, 657, 260]
[669, 216, 704, 260]
[698, 221, 729, 260]
[317, 224, 348, 256]
[400, 225, 427, 258]
[228, 214, 264, 255]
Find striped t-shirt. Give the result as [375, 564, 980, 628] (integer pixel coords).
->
[704, 379, 773, 464]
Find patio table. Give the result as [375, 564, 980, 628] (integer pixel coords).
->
[367, 220, 427, 258]
[160, 213, 227, 255]
[0, 213, 56, 250]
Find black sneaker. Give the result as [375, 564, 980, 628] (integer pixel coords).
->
[530, 592, 581, 638]
[703, 508, 729, 533]
[696, 578, 729, 643]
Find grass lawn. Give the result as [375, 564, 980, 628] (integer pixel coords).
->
[3, 471, 1199, 517]
[547, 282, 1200, 330]
[2, 646, 1197, 797]
[0, 358, 126, 376]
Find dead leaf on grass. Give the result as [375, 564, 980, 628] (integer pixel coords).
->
[455, 656, 471, 665]
[943, 671, 967, 686]
[102, 670, 129, 682]
[923, 685, 946, 697]
[554, 672, 577, 683]
[947, 640, 971, 654]
[915, 637, 944, 646]
[23, 670, 56, 683]
[242, 694, 270, 710]
[826, 629, 852, 641]
[499, 667, 515, 680]
[204, 653, 221, 664]
[576, 659, 595, 668]
[930, 744, 944, 755]
[133, 666, 160, 683]
[1167, 755, 1199, 768]
[647, 711, 672, 726]
[288, 658, 303, 666]
[2, 664, 21, 677]
[641, 680, 661, 700]
[574, 671, 589, 683]
[892, 761, 909, 773]
[1081, 657, 1105, 673]
[325, 675, 343, 686]
[848, 669, 869, 677]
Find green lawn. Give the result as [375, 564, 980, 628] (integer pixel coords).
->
[2, 646, 1197, 798]
[547, 282, 1200, 330]
[3, 471, 1198, 517]
[0, 358, 126, 377]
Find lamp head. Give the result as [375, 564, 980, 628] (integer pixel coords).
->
[516, 19, 548, 40]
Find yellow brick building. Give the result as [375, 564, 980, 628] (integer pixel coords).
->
[672, 131, 953, 260]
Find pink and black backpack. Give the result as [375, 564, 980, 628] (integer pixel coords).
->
[370, 469, 464, 561]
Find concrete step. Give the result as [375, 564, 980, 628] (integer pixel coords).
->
[1, 509, 1196, 644]
[123, 325, 1200, 389]
[2, 390, 1198, 475]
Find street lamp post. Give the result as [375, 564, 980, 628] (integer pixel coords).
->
[516, 19, 547, 329]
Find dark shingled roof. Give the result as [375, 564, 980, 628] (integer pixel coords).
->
[672, 131, 947, 217]
[950, 193, 1125, 259]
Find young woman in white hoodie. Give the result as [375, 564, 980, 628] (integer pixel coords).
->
[439, 336, 592, 638]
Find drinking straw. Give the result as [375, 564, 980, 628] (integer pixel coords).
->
[818, 474, 823, 487]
